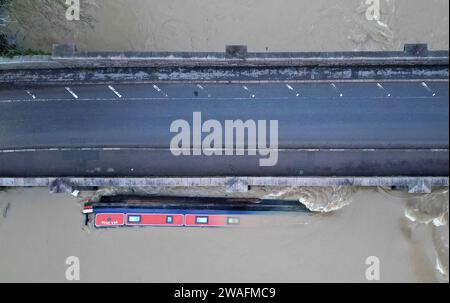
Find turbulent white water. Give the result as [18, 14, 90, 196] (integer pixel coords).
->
[404, 190, 449, 282]
[379, 188, 450, 282]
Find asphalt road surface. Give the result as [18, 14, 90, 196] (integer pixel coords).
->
[0, 81, 448, 177]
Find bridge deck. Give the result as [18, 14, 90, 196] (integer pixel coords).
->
[0, 80, 448, 178]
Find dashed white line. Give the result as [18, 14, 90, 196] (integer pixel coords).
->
[153, 85, 168, 97]
[108, 85, 123, 98]
[330, 83, 343, 97]
[376, 83, 391, 97]
[286, 84, 300, 97]
[242, 85, 256, 98]
[421, 82, 436, 97]
[25, 90, 36, 99]
[65, 87, 78, 99]
[0, 95, 438, 104]
[196, 84, 212, 97]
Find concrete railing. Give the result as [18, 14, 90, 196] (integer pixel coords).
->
[0, 43, 448, 85]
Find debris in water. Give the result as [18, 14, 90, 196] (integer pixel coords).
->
[403, 189, 449, 282]
[433, 225, 449, 282]
[404, 189, 449, 226]
[297, 186, 356, 213]
[263, 186, 356, 213]
[350, 0, 396, 50]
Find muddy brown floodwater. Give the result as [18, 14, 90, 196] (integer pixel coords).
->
[7, 0, 449, 52]
[0, 186, 448, 282]
[0, 187, 448, 282]
[0, 0, 449, 282]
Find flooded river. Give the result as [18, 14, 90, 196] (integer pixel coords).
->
[7, 0, 450, 52]
[0, 0, 449, 282]
[0, 187, 448, 282]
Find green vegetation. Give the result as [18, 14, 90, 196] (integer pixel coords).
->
[1, 0, 95, 57]
[0, 0, 61, 57]
[1, 32, 48, 58]
[0, 46, 49, 57]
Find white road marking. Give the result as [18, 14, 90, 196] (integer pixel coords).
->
[330, 83, 343, 97]
[196, 84, 212, 97]
[286, 84, 300, 97]
[421, 82, 436, 96]
[108, 85, 123, 98]
[153, 85, 168, 97]
[0, 94, 437, 104]
[65, 87, 78, 99]
[376, 83, 391, 97]
[25, 91, 36, 99]
[242, 85, 256, 98]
